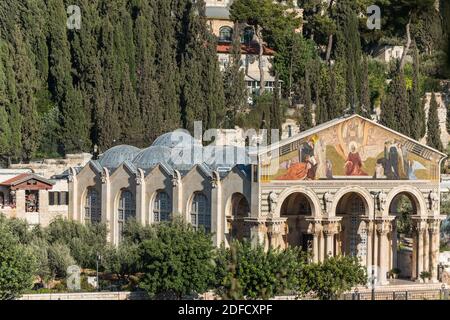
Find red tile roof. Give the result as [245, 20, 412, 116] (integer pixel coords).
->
[0, 173, 30, 186]
[0, 173, 54, 187]
[217, 43, 275, 56]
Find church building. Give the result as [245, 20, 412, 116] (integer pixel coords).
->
[68, 115, 446, 285]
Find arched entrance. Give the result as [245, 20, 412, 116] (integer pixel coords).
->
[228, 193, 251, 242]
[336, 193, 369, 263]
[389, 192, 418, 280]
[280, 193, 313, 252]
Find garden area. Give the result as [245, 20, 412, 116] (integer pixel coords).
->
[0, 215, 367, 300]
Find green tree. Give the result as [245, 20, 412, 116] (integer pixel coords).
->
[230, 0, 301, 95]
[299, 67, 313, 131]
[426, 92, 443, 151]
[102, 242, 141, 281]
[409, 45, 425, 140]
[139, 220, 215, 299]
[215, 241, 307, 300]
[301, 255, 367, 300]
[47, 242, 75, 279]
[0, 222, 36, 299]
[223, 23, 247, 128]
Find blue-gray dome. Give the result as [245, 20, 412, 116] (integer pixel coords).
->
[132, 146, 172, 169]
[152, 131, 201, 149]
[203, 145, 251, 170]
[99, 145, 141, 169]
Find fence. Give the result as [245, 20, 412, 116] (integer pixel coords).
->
[341, 288, 449, 300]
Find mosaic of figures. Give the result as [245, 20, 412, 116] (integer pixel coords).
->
[261, 117, 440, 182]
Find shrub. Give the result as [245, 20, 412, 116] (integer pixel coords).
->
[0, 223, 37, 299]
[215, 241, 307, 300]
[47, 243, 76, 279]
[301, 256, 367, 300]
[101, 242, 141, 281]
[139, 219, 215, 299]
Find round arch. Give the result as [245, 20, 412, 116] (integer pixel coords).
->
[275, 186, 322, 218]
[331, 186, 374, 218]
[385, 186, 427, 217]
[225, 193, 250, 218]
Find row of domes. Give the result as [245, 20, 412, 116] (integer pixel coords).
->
[98, 132, 251, 171]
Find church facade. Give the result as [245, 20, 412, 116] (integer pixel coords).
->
[68, 115, 447, 285]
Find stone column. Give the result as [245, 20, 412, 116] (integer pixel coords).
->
[266, 218, 287, 250]
[391, 220, 398, 271]
[413, 218, 427, 282]
[428, 218, 442, 283]
[246, 218, 267, 249]
[322, 219, 341, 258]
[423, 220, 429, 273]
[306, 219, 323, 263]
[376, 218, 393, 285]
[364, 219, 374, 271]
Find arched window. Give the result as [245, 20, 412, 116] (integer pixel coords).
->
[219, 26, 233, 42]
[85, 188, 101, 224]
[241, 27, 254, 45]
[118, 190, 135, 238]
[153, 191, 172, 223]
[190, 193, 211, 233]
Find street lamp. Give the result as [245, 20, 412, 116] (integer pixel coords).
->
[96, 252, 102, 291]
[369, 268, 377, 300]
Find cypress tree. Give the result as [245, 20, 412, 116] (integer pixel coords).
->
[360, 56, 371, 118]
[223, 23, 247, 128]
[269, 76, 282, 139]
[47, 0, 90, 153]
[381, 68, 410, 136]
[181, 0, 225, 131]
[409, 45, 425, 141]
[0, 106, 10, 159]
[426, 92, 443, 151]
[133, 0, 162, 144]
[299, 68, 313, 131]
[152, 0, 181, 132]
[0, 40, 21, 161]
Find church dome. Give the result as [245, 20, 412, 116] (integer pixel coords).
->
[132, 146, 173, 169]
[152, 131, 201, 149]
[203, 145, 251, 170]
[98, 145, 141, 169]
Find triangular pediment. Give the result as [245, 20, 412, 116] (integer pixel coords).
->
[259, 115, 446, 183]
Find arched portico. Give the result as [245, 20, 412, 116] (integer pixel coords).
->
[331, 186, 374, 218]
[226, 193, 251, 243]
[274, 186, 322, 218]
[385, 186, 427, 217]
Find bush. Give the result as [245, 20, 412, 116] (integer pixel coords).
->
[45, 218, 108, 269]
[139, 219, 215, 299]
[29, 238, 51, 282]
[301, 256, 367, 300]
[102, 242, 141, 281]
[0, 223, 37, 299]
[47, 243, 75, 279]
[215, 241, 307, 300]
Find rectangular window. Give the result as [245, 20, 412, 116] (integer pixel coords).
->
[49, 192, 55, 206]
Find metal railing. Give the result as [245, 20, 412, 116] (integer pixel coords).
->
[342, 287, 449, 300]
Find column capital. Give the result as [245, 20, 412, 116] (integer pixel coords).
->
[375, 216, 394, 235]
[322, 218, 342, 236]
[305, 218, 323, 235]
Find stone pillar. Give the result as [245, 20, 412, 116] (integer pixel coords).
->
[322, 219, 341, 258]
[392, 220, 398, 271]
[210, 173, 222, 246]
[306, 219, 323, 263]
[428, 218, 442, 283]
[423, 220, 429, 273]
[100, 170, 113, 244]
[413, 218, 427, 282]
[364, 219, 374, 271]
[246, 218, 267, 249]
[376, 218, 393, 285]
[267, 218, 287, 250]
[135, 170, 146, 225]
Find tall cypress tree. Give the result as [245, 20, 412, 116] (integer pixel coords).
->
[427, 92, 443, 151]
[269, 75, 282, 139]
[133, 0, 162, 144]
[152, 0, 181, 132]
[11, 26, 40, 161]
[359, 55, 371, 118]
[181, 0, 225, 131]
[0, 40, 21, 161]
[223, 23, 247, 128]
[299, 68, 313, 131]
[47, 0, 90, 153]
[409, 45, 425, 141]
